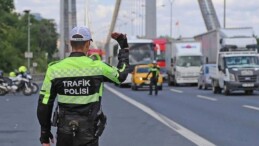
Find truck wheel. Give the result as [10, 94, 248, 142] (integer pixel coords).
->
[202, 82, 207, 90]
[245, 90, 253, 95]
[212, 85, 217, 94]
[212, 80, 217, 94]
[173, 77, 178, 86]
[223, 85, 230, 96]
[212, 81, 221, 94]
[168, 75, 173, 86]
[217, 88, 222, 94]
[198, 83, 202, 89]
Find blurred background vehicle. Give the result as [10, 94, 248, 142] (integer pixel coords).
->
[197, 64, 216, 90]
[110, 38, 157, 87]
[166, 40, 202, 86]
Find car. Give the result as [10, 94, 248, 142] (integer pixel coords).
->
[131, 64, 163, 90]
[198, 64, 216, 90]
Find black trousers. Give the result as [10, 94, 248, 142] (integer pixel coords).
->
[56, 132, 98, 146]
[149, 78, 158, 95]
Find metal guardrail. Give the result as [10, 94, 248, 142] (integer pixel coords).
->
[32, 74, 45, 82]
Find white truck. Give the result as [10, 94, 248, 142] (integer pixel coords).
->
[166, 40, 203, 86]
[195, 28, 259, 95]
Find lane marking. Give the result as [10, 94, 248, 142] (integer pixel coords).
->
[105, 84, 216, 146]
[243, 105, 259, 111]
[170, 89, 183, 93]
[197, 95, 218, 101]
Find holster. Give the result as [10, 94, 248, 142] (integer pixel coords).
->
[57, 110, 96, 140]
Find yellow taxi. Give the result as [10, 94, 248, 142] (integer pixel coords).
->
[131, 64, 163, 90]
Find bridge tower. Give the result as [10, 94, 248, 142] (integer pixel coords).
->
[60, 0, 77, 59]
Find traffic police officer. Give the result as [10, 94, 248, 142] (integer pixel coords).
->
[145, 61, 160, 95]
[37, 26, 129, 146]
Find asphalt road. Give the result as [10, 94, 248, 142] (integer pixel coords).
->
[0, 83, 259, 146]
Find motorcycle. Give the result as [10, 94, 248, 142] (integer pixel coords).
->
[0, 77, 33, 96]
[0, 78, 9, 96]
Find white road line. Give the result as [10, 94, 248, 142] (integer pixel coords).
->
[105, 84, 216, 146]
[170, 89, 183, 93]
[197, 95, 218, 101]
[243, 105, 259, 111]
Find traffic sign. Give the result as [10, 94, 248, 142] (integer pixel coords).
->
[25, 52, 33, 58]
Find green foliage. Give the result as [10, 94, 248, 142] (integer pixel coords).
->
[0, 0, 58, 73]
[0, 0, 15, 13]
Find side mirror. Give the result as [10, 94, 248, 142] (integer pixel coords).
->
[218, 65, 222, 71]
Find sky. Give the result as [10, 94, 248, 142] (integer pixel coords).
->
[14, 0, 259, 43]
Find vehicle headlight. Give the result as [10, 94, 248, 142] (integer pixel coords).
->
[229, 73, 235, 81]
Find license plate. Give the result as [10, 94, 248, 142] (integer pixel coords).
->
[245, 77, 251, 80]
[242, 83, 254, 87]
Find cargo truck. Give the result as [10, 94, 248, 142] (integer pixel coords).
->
[166, 39, 203, 86]
[195, 28, 259, 95]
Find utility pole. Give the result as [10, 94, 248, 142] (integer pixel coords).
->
[24, 10, 31, 71]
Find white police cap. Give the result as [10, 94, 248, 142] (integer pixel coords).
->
[70, 26, 93, 41]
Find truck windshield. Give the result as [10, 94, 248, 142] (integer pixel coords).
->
[129, 43, 153, 65]
[176, 56, 202, 67]
[225, 56, 259, 68]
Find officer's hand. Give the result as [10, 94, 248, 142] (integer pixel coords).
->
[111, 32, 129, 49]
[40, 131, 54, 146]
[111, 32, 126, 40]
[42, 139, 54, 146]
[42, 140, 54, 146]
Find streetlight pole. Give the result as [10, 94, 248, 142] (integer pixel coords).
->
[24, 10, 31, 71]
[223, 0, 226, 28]
[168, 0, 175, 38]
[169, 0, 172, 38]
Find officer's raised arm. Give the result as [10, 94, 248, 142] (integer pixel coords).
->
[102, 32, 129, 84]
